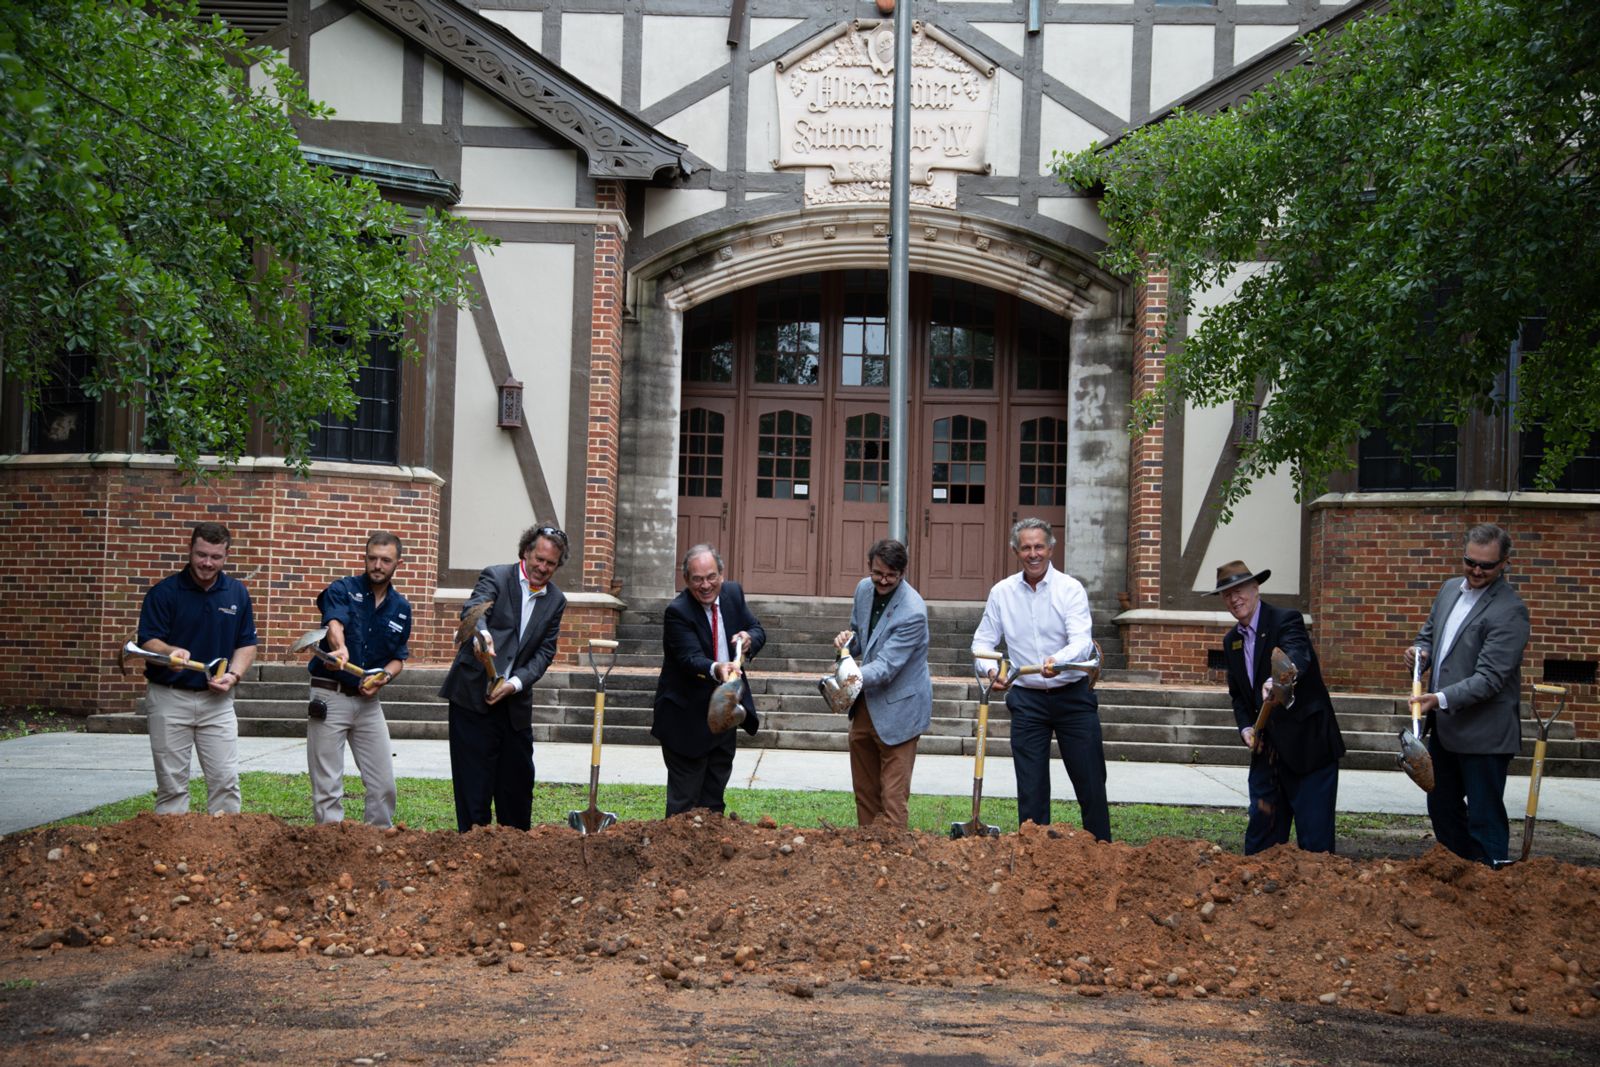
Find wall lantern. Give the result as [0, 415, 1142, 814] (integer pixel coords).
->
[1237, 402, 1262, 444]
[497, 374, 524, 429]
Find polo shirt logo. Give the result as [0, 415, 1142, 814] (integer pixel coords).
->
[219, 604, 239, 616]
[352, 591, 365, 602]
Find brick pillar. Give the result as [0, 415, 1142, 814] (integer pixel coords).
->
[1127, 268, 1167, 611]
[582, 179, 625, 600]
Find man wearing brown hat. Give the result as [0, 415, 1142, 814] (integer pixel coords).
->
[1207, 561, 1345, 854]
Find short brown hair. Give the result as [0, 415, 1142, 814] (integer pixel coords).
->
[191, 522, 231, 549]
[367, 530, 403, 558]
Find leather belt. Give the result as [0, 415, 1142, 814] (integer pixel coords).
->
[310, 677, 361, 696]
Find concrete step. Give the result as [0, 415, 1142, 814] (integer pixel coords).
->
[84, 711, 1600, 778]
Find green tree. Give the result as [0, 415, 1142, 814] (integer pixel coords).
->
[0, 0, 489, 473]
[1056, 0, 1600, 511]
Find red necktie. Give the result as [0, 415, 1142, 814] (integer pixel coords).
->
[710, 601, 721, 660]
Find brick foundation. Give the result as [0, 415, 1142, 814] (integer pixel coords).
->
[0, 456, 629, 714]
[0, 456, 448, 714]
[1121, 620, 1228, 688]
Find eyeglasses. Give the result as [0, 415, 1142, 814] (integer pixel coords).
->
[1462, 556, 1504, 571]
[869, 568, 901, 581]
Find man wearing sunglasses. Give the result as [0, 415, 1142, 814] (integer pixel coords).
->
[1406, 523, 1530, 865]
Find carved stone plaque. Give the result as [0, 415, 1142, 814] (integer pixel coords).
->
[774, 20, 995, 209]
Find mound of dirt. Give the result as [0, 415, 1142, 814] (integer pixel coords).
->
[3, 814, 1597, 1025]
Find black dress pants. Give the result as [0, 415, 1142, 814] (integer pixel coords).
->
[448, 702, 534, 832]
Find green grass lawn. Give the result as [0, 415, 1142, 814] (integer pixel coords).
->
[54, 771, 1426, 847]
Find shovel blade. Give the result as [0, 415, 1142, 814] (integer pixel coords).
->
[950, 820, 1000, 840]
[289, 627, 330, 654]
[568, 808, 618, 835]
[707, 682, 745, 733]
[1397, 729, 1435, 793]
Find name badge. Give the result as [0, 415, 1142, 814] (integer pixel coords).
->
[1229, 639, 1242, 651]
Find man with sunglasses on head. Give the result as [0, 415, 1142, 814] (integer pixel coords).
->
[1406, 523, 1530, 866]
[439, 524, 568, 832]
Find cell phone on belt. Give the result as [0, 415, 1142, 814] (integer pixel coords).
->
[308, 697, 328, 721]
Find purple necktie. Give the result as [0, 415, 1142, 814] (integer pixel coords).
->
[1240, 624, 1256, 686]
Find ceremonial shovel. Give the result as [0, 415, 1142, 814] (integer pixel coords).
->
[1512, 683, 1569, 864]
[1398, 648, 1436, 792]
[951, 651, 1006, 839]
[1248, 648, 1298, 754]
[817, 633, 863, 715]
[454, 601, 504, 699]
[289, 628, 389, 691]
[568, 639, 620, 835]
[1007, 642, 1105, 691]
[706, 641, 747, 734]
[116, 637, 228, 681]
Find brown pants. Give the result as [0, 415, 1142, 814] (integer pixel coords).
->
[848, 703, 919, 829]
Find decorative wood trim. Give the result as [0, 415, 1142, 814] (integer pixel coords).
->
[349, 0, 689, 180]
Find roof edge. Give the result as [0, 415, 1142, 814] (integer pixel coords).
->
[350, 0, 691, 181]
[1098, 0, 1390, 151]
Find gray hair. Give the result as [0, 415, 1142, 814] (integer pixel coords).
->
[681, 543, 724, 579]
[1009, 517, 1057, 551]
[1465, 523, 1511, 560]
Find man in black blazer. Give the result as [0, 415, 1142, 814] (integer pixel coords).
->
[1207, 560, 1345, 854]
[438, 524, 568, 832]
[1406, 523, 1530, 865]
[651, 544, 764, 816]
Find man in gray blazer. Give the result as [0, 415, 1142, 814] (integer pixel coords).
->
[439, 524, 568, 832]
[832, 539, 932, 829]
[1407, 523, 1530, 865]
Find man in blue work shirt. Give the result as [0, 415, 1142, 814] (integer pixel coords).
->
[136, 522, 258, 815]
[307, 530, 411, 828]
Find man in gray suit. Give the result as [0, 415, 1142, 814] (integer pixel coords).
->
[832, 539, 932, 829]
[439, 524, 568, 832]
[1407, 523, 1530, 865]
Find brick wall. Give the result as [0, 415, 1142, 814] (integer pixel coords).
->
[1309, 500, 1599, 739]
[1123, 622, 1227, 688]
[0, 458, 451, 714]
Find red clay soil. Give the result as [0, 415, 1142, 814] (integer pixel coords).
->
[3, 812, 1597, 1034]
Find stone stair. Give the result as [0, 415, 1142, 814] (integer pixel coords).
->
[87, 595, 1599, 776]
[90, 644, 1600, 779]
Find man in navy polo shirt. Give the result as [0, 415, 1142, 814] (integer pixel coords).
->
[306, 530, 411, 828]
[136, 522, 258, 814]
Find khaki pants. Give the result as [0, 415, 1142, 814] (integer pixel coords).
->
[848, 703, 919, 829]
[307, 687, 397, 828]
[145, 684, 240, 815]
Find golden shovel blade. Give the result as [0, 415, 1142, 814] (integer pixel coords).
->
[454, 600, 494, 647]
[707, 684, 745, 734]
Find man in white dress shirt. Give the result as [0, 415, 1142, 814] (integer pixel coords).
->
[971, 518, 1110, 841]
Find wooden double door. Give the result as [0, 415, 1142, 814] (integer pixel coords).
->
[676, 272, 1072, 600]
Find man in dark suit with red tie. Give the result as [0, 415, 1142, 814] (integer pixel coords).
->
[1207, 560, 1345, 854]
[439, 524, 568, 832]
[651, 544, 764, 816]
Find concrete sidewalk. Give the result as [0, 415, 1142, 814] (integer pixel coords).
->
[3, 730, 1599, 838]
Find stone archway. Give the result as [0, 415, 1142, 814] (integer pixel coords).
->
[616, 207, 1133, 603]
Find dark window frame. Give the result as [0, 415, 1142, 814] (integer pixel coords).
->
[307, 325, 402, 466]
